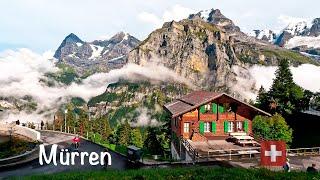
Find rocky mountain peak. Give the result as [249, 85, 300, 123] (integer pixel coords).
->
[188, 8, 240, 32]
[250, 29, 277, 42]
[53, 33, 84, 59]
[64, 33, 83, 44]
[309, 18, 320, 36]
[54, 32, 140, 74]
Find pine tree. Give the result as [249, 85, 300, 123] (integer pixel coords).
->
[65, 104, 75, 130]
[101, 116, 112, 141]
[267, 59, 305, 115]
[144, 127, 163, 155]
[78, 109, 89, 136]
[117, 121, 131, 146]
[256, 86, 269, 111]
[130, 128, 143, 148]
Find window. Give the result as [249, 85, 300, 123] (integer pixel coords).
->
[228, 121, 234, 132]
[184, 122, 190, 133]
[205, 104, 211, 112]
[236, 121, 243, 131]
[204, 122, 211, 132]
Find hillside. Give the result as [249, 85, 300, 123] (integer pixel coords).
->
[87, 80, 190, 127]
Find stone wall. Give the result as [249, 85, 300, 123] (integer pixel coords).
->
[0, 122, 41, 142]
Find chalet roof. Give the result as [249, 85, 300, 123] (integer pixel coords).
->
[164, 91, 271, 118]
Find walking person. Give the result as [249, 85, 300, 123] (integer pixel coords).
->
[283, 158, 291, 172]
[72, 135, 80, 151]
[41, 121, 44, 130]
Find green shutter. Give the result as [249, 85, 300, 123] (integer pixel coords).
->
[199, 105, 206, 114]
[224, 121, 228, 133]
[218, 104, 225, 113]
[244, 120, 249, 133]
[212, 103, 217, 114]
[199, 121, 204, 134]
[211, 122, 217, 134]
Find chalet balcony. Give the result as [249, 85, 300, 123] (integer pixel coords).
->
[182, 112, 236, 121]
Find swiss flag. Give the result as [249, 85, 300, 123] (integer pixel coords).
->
[260, 141, 286, 166]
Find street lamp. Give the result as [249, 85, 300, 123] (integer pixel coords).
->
[64, 109, 68, 133]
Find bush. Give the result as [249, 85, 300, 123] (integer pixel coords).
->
[253, 114, 293, 145]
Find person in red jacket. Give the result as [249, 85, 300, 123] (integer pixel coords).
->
[72, 135, 80, 150]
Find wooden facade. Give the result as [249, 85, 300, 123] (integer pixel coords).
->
[165, 91, 271, 142]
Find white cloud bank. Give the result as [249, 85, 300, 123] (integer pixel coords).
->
[0, 49, 192, 123]
[232, 64, 320, 100]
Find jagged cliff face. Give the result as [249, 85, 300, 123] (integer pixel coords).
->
[128, 9, 316, 93]
[128, 19, 240, 91]
[54, 32, 140, 74]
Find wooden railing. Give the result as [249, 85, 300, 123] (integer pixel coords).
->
[287, 147, 320, 156]
[198, 147, 261, 160]
[179, 136, 199, 162]
[249, 133, 265, 143]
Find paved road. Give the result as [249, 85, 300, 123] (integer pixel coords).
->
[0, 131, 132, 179]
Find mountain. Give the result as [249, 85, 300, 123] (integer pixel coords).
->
[273, 18, 320, 59]
[247, 16, 320, 61]
[128, 9, 317, 94]
[54, 32, 140, 74]
[188, 9, 240, 33]
[249, 29, 277, 43]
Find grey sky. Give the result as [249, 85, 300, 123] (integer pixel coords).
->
[0, 0, 318, 52]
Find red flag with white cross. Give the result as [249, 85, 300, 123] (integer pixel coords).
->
[260, 141, 286, 166]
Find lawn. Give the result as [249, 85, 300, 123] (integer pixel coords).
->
[19, 167, 319, 180]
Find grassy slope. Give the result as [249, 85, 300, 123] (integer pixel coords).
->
[21, 167, 319, 180]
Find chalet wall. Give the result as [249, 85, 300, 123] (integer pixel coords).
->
[173, 102, 255, 139]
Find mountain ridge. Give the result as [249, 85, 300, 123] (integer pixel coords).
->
[53, 32, 140, 75]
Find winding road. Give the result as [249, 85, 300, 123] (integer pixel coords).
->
[0, 131, 131, 179]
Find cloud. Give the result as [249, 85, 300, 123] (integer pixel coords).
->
[130, 108, 162, 127]
[138, 4, 195, 28]
[138, 12, 162, 27]
[0, 49, 193, 123]
[231, 64, 320, 101]
[277, 15, 310, 26]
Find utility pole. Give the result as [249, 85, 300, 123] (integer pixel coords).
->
[64, 109, 68, 133]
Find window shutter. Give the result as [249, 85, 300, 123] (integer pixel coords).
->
[218, 104, 225, 113]
[199, 121, 204, 134]
[244, 120, 249, 133]
[212, 103, 217, 114]
[199, 105, 206, 114]
[224, 121, 228, 133]
[211, 122, 216, 134]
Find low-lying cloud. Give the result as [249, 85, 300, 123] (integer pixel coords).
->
[0, 49, 193, 123]
[232, 64, 320, 100]
[130, 108, 162, 127]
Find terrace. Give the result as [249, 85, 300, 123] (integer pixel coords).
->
[188, 139, 260, 160]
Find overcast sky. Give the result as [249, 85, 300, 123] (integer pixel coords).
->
[0, 0, 319, 52]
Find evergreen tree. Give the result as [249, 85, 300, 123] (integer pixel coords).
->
[144, 127, 163, 155]
[258, 59, 307, 116]
[65, 104, 75, 130]
[117, 121, 131, 146]
[101, 116, 112, 141]
[311, 92, 320, 110]
[78, 109, 89, 135]
[256, 86, 269, 111]
[130, 128, 143, 147]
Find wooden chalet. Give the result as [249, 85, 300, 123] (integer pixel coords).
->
[164, 91, 271, 160]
